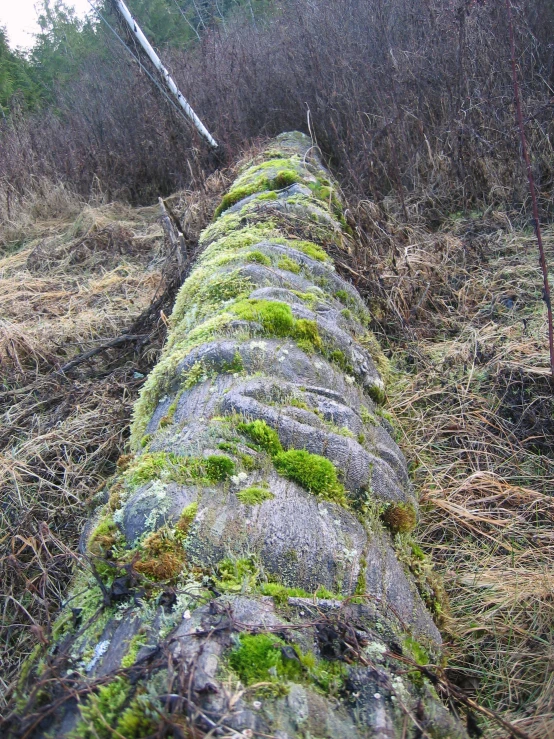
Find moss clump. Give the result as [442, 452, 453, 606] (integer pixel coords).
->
[273, 449, 348, 506]
[124, 452, 234, 488]
[239, 419, 283, 456]
[231, 298, 295, 336]
[175, 501, 198, 539]
[294, 318, 322, 351]
[121, 633, 148, 669]
[71, 677, 130, 739]
[215, 556, 259, 593]
[229, 633, 304, 685]
[382, 502, 417, 534]
[228, 633, 345, 695]
[247, 250, 271, 265]
[124, 452, 173, 487]
[328, 348, 353, 374]
[277, 255, 301, 274]
[238, 420, 348, 506]
[213, 165, 300, 218]
[134, 526, 185, 581]
[72, 678, 157, 739]
[205, 454, 235, 481]
[116, 695, 158, 738]
[290, 240, 328, 262]
[236, 486, 275, 505]
[89, 517, 119, 555]
[403, 636, 429, 666]
[260, 582, 310, 605]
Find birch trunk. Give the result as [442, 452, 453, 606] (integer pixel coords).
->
[113, 0, 217, 149]
[11, 133, 467, 739]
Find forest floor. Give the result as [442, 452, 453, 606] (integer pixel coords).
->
[0, 162, 552, 737]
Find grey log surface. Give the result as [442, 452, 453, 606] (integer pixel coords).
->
[11, 133, 468, 739]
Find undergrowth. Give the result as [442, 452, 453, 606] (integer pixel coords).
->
[358, 204, 554, 738]
[0, 172, 228, 706]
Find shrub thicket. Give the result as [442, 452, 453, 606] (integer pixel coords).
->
[2, 0, 554, 226]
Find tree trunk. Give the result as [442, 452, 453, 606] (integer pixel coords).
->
[10, 133, 467, 739]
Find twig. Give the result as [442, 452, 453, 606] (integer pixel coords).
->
[505, 0, 554, 379]
[57, 334, 148, 374]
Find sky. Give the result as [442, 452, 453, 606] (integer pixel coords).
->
[1, 0, 92, 50]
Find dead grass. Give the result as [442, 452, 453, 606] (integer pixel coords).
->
[0, 172, 229, 707]
[355, 205, 554, 737]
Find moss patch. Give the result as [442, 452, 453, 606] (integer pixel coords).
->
[236, 486, 275, 505]
[382, 502, 417, 534]
[238, 419, 283, 456]
[228, 632, 345, 695]
[124, 452, 235, 489]
[273, 449, 348, 505]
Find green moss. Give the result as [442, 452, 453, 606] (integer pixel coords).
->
[229, 633, 304, 685]
[381, 502, 417, 534]
[218, 441, 238, 453]
[403, 636, 429, 666]
[124, 453, 172, 487]
[215, 556, 259, 593]
[71, 677, 158, 739]
[360, 407, 377, 425]
[205, 454, 235, 481]
[140, 434, 152, 449]
[116, 695, 158, 738]
[213, 160, 301, 218]
[71, 677, 130, 739]
[247, 250, 271, 265]
[328, 348, 353, 374]
[228, 633, 345, 695]
[260, 582, 310, 605]
[277, 255, 301, 274]
[294, 318, 322, 351]
[273, 449, 348, 506]
[238, 452, 257, 470]
[315, 585, 342, 599]
[124, 452, 234, 489]
[259, 582, 341, 606]
[231, 298, 295, 336]
[175, 501, 198, 539]
[236, 486, 275, 505]
[121, 633, 148, 669]
[354, 556, 367, 597]
[290, 240, 328, 262]
[239, 419, 283, 456]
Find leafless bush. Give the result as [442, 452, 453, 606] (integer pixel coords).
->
[2, 0, 554, 228]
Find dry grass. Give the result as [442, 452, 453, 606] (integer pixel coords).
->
[0, 172, 228, 707]
[357, 206, 554, 737]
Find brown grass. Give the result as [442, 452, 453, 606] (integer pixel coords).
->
[0, 172, 228, 707]
[354, 205, 554, 737]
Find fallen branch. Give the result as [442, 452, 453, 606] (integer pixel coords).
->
[57, 334, 148, 374]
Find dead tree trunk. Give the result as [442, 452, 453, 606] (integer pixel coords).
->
[10, 133, 467, 739]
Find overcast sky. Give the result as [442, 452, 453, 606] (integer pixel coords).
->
[1, 0, 92, 50]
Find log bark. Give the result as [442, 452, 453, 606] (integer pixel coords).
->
[10, 133, 467, 739]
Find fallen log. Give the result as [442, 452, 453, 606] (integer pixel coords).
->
[9, 133, 468, 739]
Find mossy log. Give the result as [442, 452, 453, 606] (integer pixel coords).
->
[10, 133, 468, 738]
